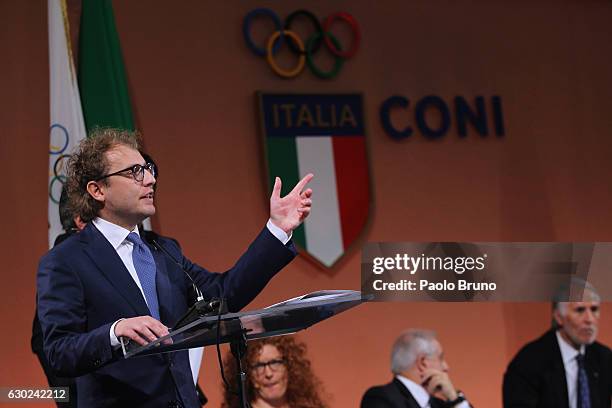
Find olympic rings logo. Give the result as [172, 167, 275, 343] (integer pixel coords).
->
[242, 8, 361, 79]
[48, 123, 72, 204]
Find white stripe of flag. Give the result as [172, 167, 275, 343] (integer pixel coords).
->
[296, 136, 344, 267]
[48, 0, 86, 247]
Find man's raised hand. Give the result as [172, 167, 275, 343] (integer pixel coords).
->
[270, 173, 314, 234]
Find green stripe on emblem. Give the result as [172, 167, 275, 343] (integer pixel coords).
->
[266, 137, 306, 249]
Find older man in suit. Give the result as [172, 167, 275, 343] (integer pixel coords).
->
[503, 286, 612, 408]
[37, 128, 313, 408]
[361, 329, 471, 408]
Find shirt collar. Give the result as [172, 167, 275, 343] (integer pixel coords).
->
[92, 217, 140, 250]
[556, 330, 585, 365]
[396, 375, 430, 408]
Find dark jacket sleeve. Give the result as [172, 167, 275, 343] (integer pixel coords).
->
[164, 226, 297, 312]
[503, 347, 542, 408]
[37, 252, 115, 377]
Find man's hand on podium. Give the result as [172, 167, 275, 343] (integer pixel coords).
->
[115, 316, 173, 346]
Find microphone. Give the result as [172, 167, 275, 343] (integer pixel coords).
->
[151, 239, 223, 330]
[150, 239, 204, 301]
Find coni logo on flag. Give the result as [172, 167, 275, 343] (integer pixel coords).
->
[258, 93, 371, 268]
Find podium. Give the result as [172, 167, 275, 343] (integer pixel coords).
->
[119, 290, 368, 407]
[120, 290, 368, 358]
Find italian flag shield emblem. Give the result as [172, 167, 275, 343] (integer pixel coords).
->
[259, 93, 371, 268]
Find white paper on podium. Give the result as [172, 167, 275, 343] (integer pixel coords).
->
[265, 290, 356, 308]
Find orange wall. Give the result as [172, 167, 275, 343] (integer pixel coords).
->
[1, 1, 612, 407]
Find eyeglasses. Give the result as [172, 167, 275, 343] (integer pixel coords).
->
[95, 162, 156, 183]
[250, 359, 285, 375]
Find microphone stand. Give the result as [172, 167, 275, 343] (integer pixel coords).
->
[151, 239, 225, 330]
[151, 237, 241, 407]
[230, 329, 250, 408]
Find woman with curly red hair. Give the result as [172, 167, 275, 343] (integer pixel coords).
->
[222, 336, 328, 408]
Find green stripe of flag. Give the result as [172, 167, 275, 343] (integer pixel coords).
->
[78, 0, 134, 132]
[266, 137, 306, 248]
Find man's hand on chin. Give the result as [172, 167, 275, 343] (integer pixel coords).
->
[422, 368, 458, 401]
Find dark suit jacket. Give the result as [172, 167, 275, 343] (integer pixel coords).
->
[503, 329, 612, 408]
[361, 378, 448, 408]
[37, 223, 296, 408]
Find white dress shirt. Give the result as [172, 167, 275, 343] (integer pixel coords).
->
[92, 217, 290, 346]
[395, 375, 470, 408]
[556, 330, 586, 408]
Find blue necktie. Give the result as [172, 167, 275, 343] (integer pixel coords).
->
[126, 232, 160, 321]
[576, 353, 591, 408]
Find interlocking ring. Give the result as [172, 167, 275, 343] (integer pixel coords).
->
[284, 10, 322, 55]
[48, 124, 72, 203]
[323, 12, 360, 58]
[243, 8, 283, 57]
[306, 31, 344, 79]
[48, 175, 67, 204]
[266, 30, 306, 78]
[243, 8, 361, 79]
[49, 123, 69, 155]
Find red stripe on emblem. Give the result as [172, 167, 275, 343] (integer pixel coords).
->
[332, 136, 369, 250]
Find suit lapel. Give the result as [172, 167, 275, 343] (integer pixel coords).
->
[392, 378, 422, 408]
[549, 331, 571, 408]
[551, 360, 570, 408]
[585, 346, 601, 408]
[81, 223, 150, 317]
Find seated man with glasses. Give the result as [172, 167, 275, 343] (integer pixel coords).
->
[37, 128, 313, 408]
[222, 335, 328, 408]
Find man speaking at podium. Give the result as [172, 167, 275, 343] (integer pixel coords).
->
[37, 128, 313, 408]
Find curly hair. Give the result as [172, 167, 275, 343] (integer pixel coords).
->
[222, 336, 328, 408]
[65, 128, 141, 223]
